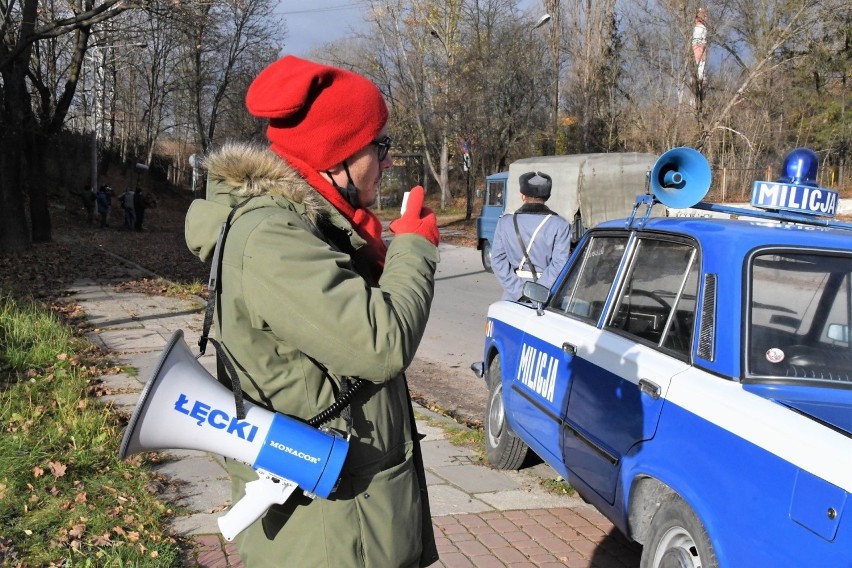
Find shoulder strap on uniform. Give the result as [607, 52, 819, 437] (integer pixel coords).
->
[526, 215, 553, 254]
[513, 213, 539, 282]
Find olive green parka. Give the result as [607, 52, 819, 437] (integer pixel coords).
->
[184, 143, 440, 567]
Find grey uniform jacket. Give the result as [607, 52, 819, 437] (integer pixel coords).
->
[491, 202, 572, 301]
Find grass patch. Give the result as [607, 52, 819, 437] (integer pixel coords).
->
[0, 293, 182, 565]
[0, 295, 74, 373]
[540, 477, 577, 497]
[165, 279, 205, 299]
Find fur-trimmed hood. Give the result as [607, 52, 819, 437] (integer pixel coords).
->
[203, 142, 327, 219]
[185, 142, 344, 262]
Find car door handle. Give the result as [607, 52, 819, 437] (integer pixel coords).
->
[639, 379, 661, 400]
[562, 342, 576, 355]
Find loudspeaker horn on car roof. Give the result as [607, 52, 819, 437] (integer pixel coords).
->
[650, 147, 712, 209]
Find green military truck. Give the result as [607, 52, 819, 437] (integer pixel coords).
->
[476, 153, 657, 272]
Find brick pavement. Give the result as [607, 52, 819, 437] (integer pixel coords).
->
[182, 508, 642, 568]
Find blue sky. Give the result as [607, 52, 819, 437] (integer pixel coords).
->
[275, 1, 372, 56]
[275, 0, 542, 57]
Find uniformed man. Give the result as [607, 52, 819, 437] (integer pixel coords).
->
[491, 171, 572, 301]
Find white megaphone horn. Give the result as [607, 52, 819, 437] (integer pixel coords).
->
[118, 330, 349, 541]
[649, 147, 712, 209]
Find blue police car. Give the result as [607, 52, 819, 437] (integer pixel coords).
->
[473, 148, 851, 567]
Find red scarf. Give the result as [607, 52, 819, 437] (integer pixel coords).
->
[281, 153, 387, 278]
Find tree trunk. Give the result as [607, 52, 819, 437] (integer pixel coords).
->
[439, 133, 449, 210]
[0, 130, 32, 253]
[28, 133, 52, 244]
[0, 0, 38, 252]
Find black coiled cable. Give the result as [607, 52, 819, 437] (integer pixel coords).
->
[307, 378, 365, 427]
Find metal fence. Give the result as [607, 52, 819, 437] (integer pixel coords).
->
[705, 165, 850, 203]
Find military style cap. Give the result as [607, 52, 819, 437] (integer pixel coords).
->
[519, 171, 552, 199]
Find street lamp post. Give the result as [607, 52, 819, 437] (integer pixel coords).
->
[537, 3, 559, 154]
[430, 27, 452, 211]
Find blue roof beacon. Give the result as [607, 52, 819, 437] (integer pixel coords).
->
[752, 147, 839, 217]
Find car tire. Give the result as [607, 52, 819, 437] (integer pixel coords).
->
[481, 240, 493, 273]
[640, 494, 718, 568]
[485, 356, 528, 469]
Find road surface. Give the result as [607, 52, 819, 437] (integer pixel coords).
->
[408, 243, 503, 426]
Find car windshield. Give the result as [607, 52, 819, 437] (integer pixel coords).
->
[748, 251, 852, 385]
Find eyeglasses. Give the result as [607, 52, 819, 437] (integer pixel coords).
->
[371, 136, 392, 161]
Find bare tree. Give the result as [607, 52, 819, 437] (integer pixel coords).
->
[363, 0, 464, 210]
[462, 0, 552, 170]
[561, 0, 623, 152]
[173, 0, 284, 153]
[0, 0, 140, 252]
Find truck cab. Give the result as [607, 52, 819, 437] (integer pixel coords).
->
[476, 172, 508, 272]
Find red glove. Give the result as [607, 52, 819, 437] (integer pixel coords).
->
[389, 186, 440, 246]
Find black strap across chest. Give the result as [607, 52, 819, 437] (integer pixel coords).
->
[196, 199, 362, 428]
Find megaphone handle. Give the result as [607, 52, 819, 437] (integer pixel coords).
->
[218, 471, 298, 541]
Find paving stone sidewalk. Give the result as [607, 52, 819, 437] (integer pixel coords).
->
[72, 268, 641, 567]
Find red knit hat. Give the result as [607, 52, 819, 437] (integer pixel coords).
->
[246, 56, 388, 171]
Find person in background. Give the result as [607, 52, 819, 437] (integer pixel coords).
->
[133, 187, 151, 231]
[491, 171, 572, 301]
[184, 56, 440, 567]
[80, 184, 95, 224]
[118, 186, 136, 230]
[96, 185, 111, 228]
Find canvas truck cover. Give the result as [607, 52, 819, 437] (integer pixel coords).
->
[505, 153, 657, 229]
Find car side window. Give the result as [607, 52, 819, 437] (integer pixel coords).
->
[607, 238, 698, 357]
[551, 235, 628, 322]
[748, 252, 852, 382]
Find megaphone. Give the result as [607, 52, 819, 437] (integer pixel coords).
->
[649, 147, 712, 208]
[119, 330, 349, 540]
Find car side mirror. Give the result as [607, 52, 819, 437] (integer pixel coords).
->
[523, 282, 549, 316]
[827, 323, 849, 343]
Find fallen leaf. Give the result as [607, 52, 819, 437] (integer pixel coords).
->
[33, 467, 44, 478]
[49, 461, 67, 478]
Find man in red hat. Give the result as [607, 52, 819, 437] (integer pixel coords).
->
[185, 56, 439, 567]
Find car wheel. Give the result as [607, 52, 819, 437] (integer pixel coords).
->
[481, 240, 493, 273]
[484, 357, 528, 469]
[641, 494, 718, 568]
